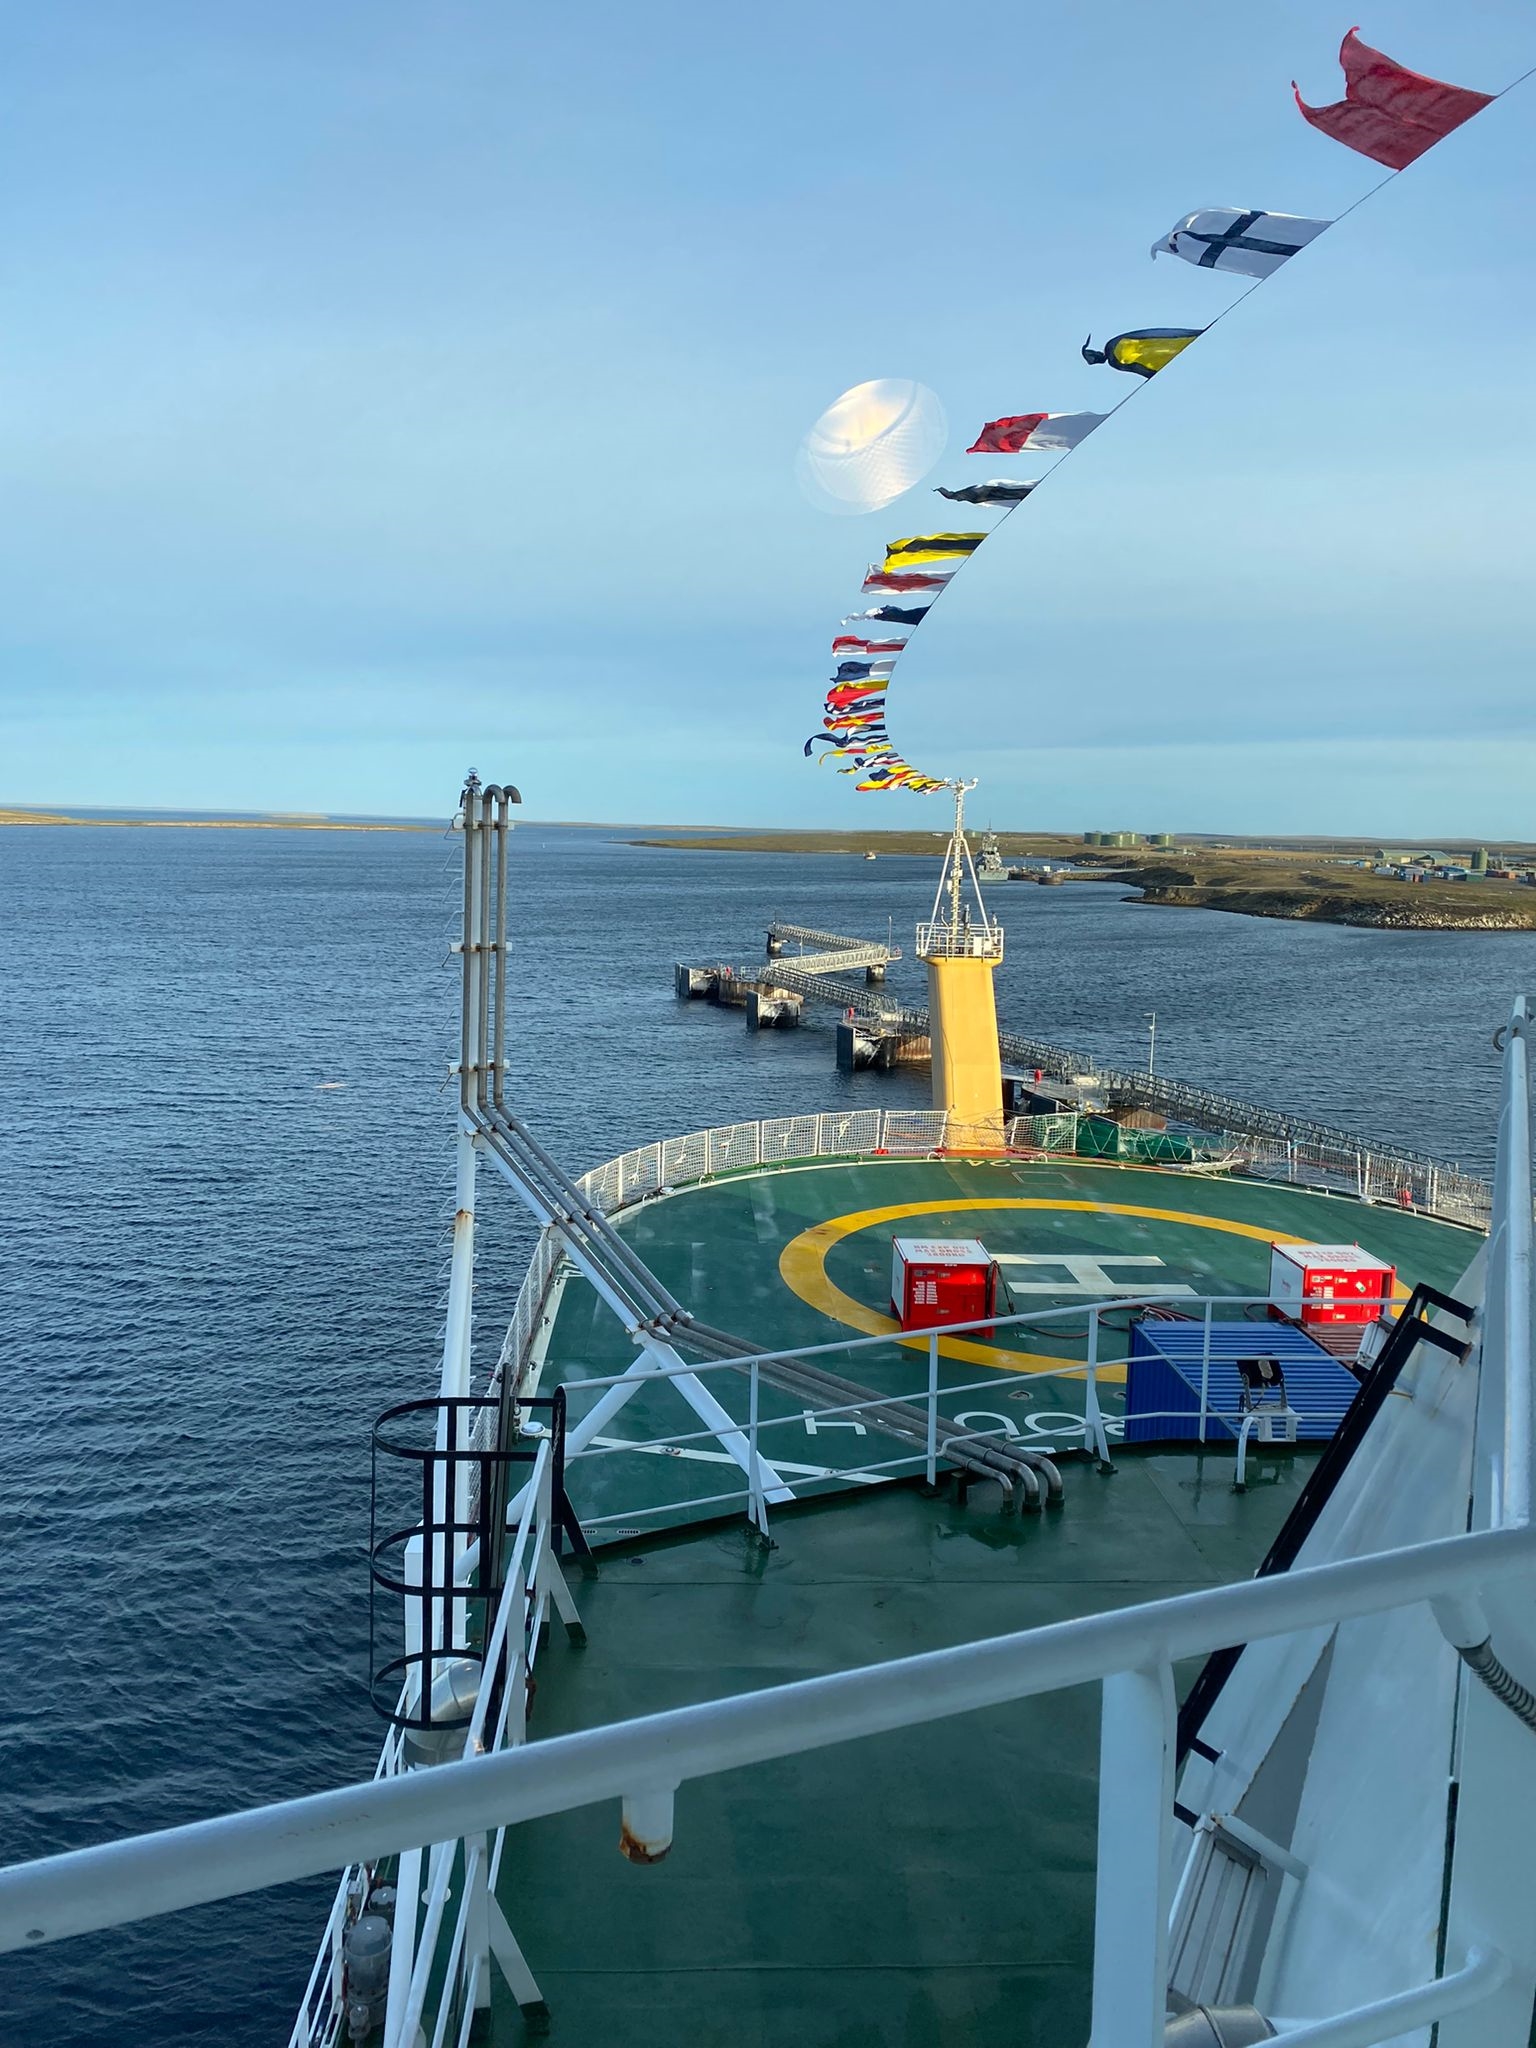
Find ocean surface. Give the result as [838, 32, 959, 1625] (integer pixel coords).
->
[2, 820, 1533, 2047]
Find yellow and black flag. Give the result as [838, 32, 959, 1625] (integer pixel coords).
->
[881, 532, 986, 570]
[1081, 327, 1203, 379]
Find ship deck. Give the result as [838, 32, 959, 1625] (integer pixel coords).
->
[535, 1153, 1476, 1534]
[491, 1457, 1313, 2047]
[480, 1155, 1477, 2045]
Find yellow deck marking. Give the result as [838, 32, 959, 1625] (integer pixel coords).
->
[778, 1197, 1311, 1379]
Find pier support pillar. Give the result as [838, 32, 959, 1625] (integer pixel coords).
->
[747, 988, 802, 1030]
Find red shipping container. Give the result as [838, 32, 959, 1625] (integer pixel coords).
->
[1269, 1242, 1395, 1328]
[890, 1238, 998, 1332]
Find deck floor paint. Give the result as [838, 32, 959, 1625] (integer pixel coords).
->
[540, 1156, 1475, 1529]
[489, 1458, 1315, 2047]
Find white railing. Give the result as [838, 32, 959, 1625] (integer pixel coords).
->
[566, 1110, 1491, 1232]
[379, 1434, 559, 2048]
[484, 1107, 1493, 1406]
[289, 1435, 562, 2048]
[0, 1006, 1525, 2048]
[914, 920, 1004, 959]
[287, 1716, 410, 2048]
[550, 1288, 1388, 1534]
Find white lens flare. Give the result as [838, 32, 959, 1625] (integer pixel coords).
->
[795, 378, 948, 516]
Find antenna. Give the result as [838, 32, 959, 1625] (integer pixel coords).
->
[922, 779, 998, 953]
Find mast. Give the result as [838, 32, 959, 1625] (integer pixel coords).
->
[915, 780, 1006, 1151]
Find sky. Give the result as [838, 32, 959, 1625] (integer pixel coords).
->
[0, 2, 1531, 833]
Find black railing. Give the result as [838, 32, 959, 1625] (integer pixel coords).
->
[367, 1389, 583, 1732]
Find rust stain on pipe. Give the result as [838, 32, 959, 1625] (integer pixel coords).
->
[618, 1821, 671, 1865]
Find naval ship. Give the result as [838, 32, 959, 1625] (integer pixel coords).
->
[0, 775, 1532, 2048]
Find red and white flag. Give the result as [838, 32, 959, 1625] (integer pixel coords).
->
[1294, 30, 1492, 170]
[966, 412, 1105, 455]
[832, 635, 908, 656]
[861, 566, 955, 594]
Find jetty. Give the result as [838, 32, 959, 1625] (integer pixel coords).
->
[675, 916, 1474, 1185]
[675, 921, 907, 1035]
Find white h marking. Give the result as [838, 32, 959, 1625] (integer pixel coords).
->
[994, 1254, 1195, 1298]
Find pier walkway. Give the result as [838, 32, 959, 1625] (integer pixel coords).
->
[676, 924, 1479, 1185]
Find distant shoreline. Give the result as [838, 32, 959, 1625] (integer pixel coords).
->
[633, 832, 1536, 931]
[0, 809, 433, 832]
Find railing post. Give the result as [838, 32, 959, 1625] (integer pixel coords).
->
[1088, 1663, 1177, 2048]
[1085, 1308, 1111, 1468]
[1198, 1298, 1213, 1444]
[381, 1845, 420, 2048]
[748, 1360, 767, 1537]
[508, 1566, 529, 1747]
[464, 1835, 491, 2017]
[926, 1332, 940, 1485]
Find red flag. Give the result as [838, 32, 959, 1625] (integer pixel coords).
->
[1293, 29, 1492, 170]
[966, 413, 1048, 455]
[832, 635, 908, 655]
[861, 567, 954, 593]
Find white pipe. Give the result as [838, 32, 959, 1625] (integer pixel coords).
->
[1270, 1945, 1508, 2048]
[1501, 999, 1531, 1526]
[2, 1523, 1531, 1954]
[439, 1129, 478, 1403]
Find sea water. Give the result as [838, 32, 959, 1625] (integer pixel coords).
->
[1, 821, 1531, 2047]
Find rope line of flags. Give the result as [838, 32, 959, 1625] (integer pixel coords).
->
[806, 28, 1500, 794]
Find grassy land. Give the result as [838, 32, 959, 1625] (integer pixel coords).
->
[634, 831, 1536, 929]
[632, 829, 1087, 856]
[1114, 852, 1536, 929]
[0, 808, 431, 831]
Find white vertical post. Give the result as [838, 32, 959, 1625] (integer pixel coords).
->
[383, 1845, 421, 2048]
[464, 1836, 491, 2014]
[440, 783, 483, 1665]
[1085, 1308, 1111, 1467]
[1088, 1662, 1177, 2048]
[442, 1132, 478, 1402]
[748, 1361, 767, 1537]
[507, 1566, 528, 1747]
[1198, 1299, 1213, 1445]
[926, 1332, 940, 1485]
[1440, 999, 1536, 2047]
[439, 1134, 479, 1655]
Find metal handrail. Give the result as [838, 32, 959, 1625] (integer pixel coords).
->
[2, 1522, 1530, 1951]
[0, 1001, 1525, 2048]
[568, 1109, 1491, 1227]
[485, 1105, 1493, 1409]
[383, 1433, 554, 2048]
[914, 919, 1003, 959]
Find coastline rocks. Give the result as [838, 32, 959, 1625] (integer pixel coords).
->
[1131, 885, 1536, 932]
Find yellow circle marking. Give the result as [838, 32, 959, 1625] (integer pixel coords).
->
[778, 1197, 1311, 1380]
